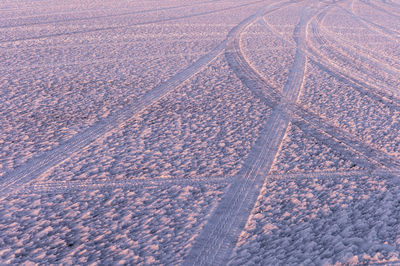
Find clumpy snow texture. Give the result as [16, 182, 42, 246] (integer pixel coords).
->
[0, 183, 227, 264]
[230, 173, 400, 265]
[33, 55, 269, 183]
[271, 123, 361, 174]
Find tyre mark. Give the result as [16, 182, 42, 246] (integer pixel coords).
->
[0, 2, 275, 197]
[0, 0, 220, 29]
[291, 107, 399, 169]
[320, 23, 400, 71]
[0, 0, 266, 44]
[268, 168, 400, 188]
[308, 9, 400, 96]
[359, 0, 400, 19]
[268, 169, 375, 179]
[341, 2, 400, 41]
[255, 13, 400, 169]
[261, 6, 400, 107]
[17, 176, 235, 195]
[183, 4, 311, 265]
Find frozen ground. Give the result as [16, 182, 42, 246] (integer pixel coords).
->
[1, 0, 400, 264]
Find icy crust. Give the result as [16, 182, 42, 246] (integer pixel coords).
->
[300, 60, 400, 157]
[321, 9, 400, 63]
[0, 183, 227, 265]
[229, 174, 400, 265]
[271, 123, 360, 174]
[241, 23, 295, 90]
[33, 55, 270, 183]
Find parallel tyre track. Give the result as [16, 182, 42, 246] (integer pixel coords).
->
[264, 7, 400, 107]
[309, 9, 400, 96]
[343, 1, 400, 40]
[244, 15, 400, 170]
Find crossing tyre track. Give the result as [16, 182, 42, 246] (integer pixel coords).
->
[0, 1, 290, 197]
[245, 14, 400, 171]
[183, 5, 312, 265]
[308, 9, 400, 97]
[263, 7, 400, 107]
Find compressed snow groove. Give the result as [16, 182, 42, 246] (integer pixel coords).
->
[291, 110, 400, 170]
[267, 168, 400, 180]
[183, 5, 312, 265]
[19, 176, 235, 195]
[0, 1, 282, 197]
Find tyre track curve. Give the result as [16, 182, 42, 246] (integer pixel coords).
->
[238, 16, 399, 170]
[341, 1, 400, 40]
[316, 6, 400, 71]
[0, 0, 221, 29]
[262, 8, 400, 107]
[308, 9, 400, 97]
[320, 23, 400, 71]
[0, 0, 266, 44]
[259, 13, 400, 170]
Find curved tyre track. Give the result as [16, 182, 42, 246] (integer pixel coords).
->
[359, 0, 400, 19]
[341, 2, 400, 40]
[316, 7, 400, 72]
[0, 0, 266, 44]
[183, 5, 312, 265]
[0, 2, 285, 197]
[320, 23, 400, 71]
[245, 15, 400, 170]
[263, 7, 400, 107]
[309, 10, 400, 96]
[0, 0, 222, 29]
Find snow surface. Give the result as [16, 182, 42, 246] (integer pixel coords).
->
[1, 0, 400, 264]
